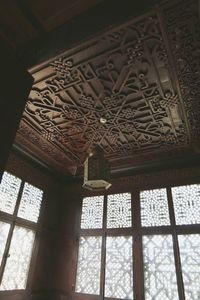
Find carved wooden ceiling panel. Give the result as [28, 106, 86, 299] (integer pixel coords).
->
[16, 0, 200, 175]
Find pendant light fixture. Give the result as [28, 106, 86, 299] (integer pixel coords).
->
[82, 145, 111, 191]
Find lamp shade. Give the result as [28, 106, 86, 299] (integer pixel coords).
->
[82, 146, 111, 191]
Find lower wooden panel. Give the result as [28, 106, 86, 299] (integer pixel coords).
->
[30, 290, 69, 300]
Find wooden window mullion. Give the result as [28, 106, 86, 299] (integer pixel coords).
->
[132, 189, 144, 300]
[167, 187, 185, 300]
[0, 181, 25, 285]
[100, 194, 107, 299]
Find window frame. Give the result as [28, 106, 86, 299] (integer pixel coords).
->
[0, 172, 44, 293]
[74, 180, 200, 300]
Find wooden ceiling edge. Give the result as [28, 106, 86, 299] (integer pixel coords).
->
[156, 2, 193, 142]
[111, 153, 200, 177]
[15, 122, 78, 171]
[12, 143, 71, 182]
[11, 142, 200, 184]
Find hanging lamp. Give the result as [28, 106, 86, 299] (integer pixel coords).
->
[82, 145, 111, 191]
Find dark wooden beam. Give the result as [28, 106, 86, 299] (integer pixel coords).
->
[16, 0, 46, 36]
[111, 153, 200, 178]
[17, 0, 163, 68]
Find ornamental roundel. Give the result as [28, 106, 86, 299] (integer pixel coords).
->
[15, 0, 199, 174]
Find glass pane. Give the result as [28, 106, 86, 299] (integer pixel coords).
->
[178, 234, 200, 299]
[107, 193, 132, 228]
[143, 235, 179, 300]
[0, 222, 10, 265]
[140, 188, 170, 227]
[105, 236, 133, 299]
[17, 183, 43, 222]
[75, 236, 102, 295]
[80, 196, 104, 229]
[0, 226, 35, 290]
[0, 172, 21, 214]
[172, 184, 200, 225]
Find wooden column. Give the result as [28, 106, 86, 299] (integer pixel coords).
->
[0, 41, 33, 180]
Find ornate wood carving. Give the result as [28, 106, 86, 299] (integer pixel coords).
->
[163, 0, 200, 141]
[15, 0, 199, 175]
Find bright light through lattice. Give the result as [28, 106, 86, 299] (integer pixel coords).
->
[0, 172, 21, 215]
[140, 188, 170, 227]
[0, 226, 35, 290]
[105, 236, 133, 299]
[75, 236, 102, 295]
[178, 234, 200, 299]
[107, 193, 132, 228]
[0, 222, 10, 266]
[17, 183, 43, 223]
[143, 235, 179, 300]
[172, 184, 200, 225]
[81, 196, 104, 229]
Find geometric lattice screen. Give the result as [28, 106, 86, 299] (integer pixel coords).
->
[17, 182, 43, 223]
[77, 193, 134, 298]
[77, 182, 200, 299]
[105, 236, 133, 299]
[107, 193, 132, 228]
[0, 171, 43, 291]
[143, 235, 179, 300]
[80, 196, 104, 229]
[172, 184, 200, 225]
[0, 222, 10, 266]
[0, 172, 21, 215]
[0, 227, 35, 290]
[140, 188, 170, 227]
[178, 234, 200, 300]
[75, 236, 102, 294]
